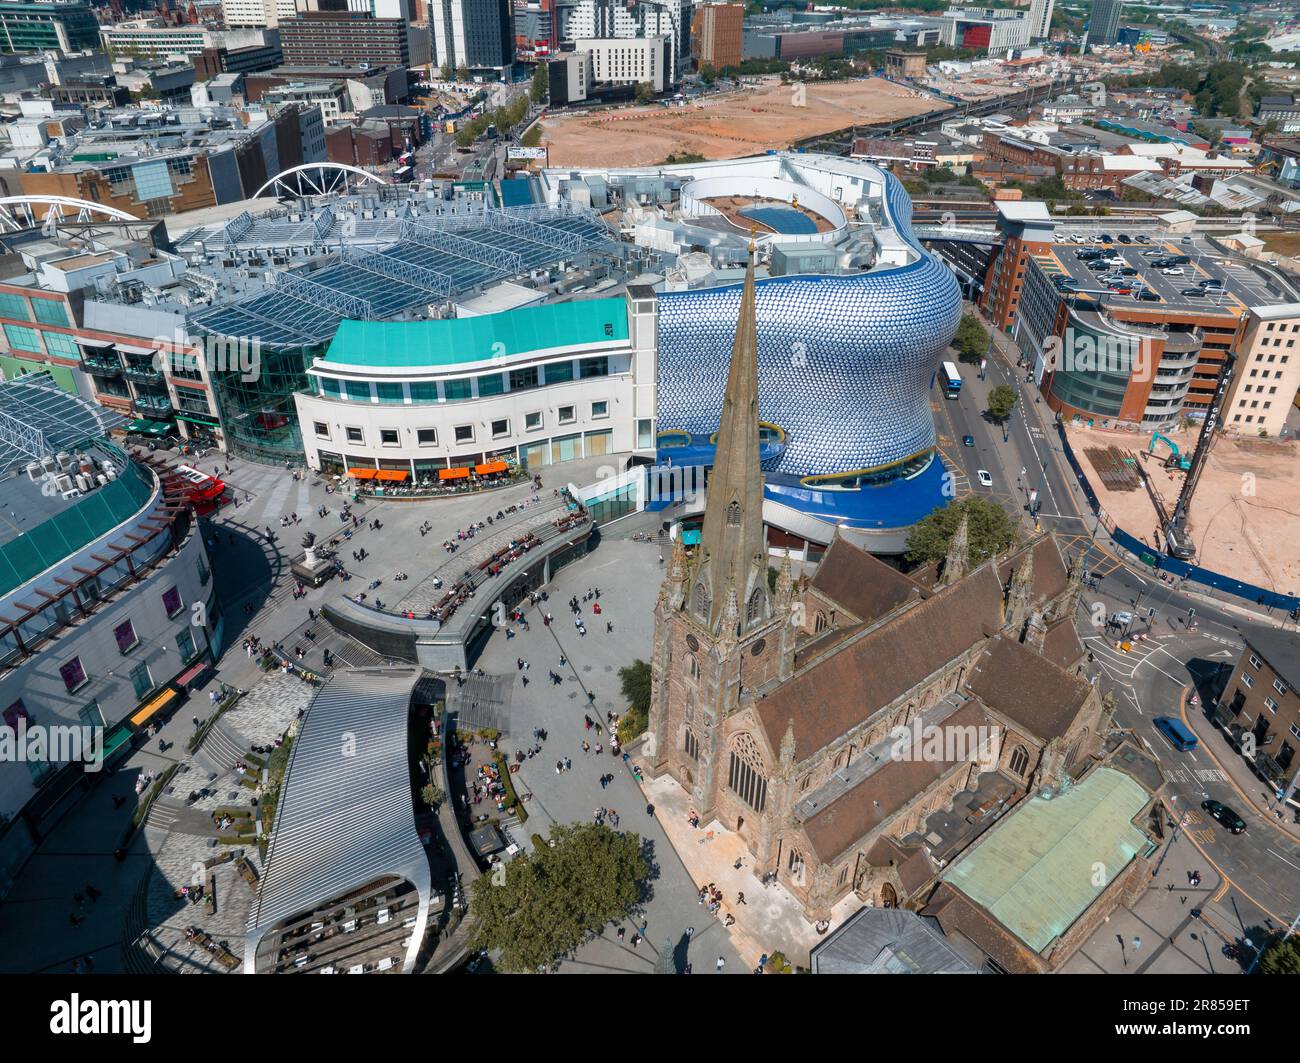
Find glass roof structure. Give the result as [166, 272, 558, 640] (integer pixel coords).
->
[0, 372, 128, 477]
[189, 206, 614, 349]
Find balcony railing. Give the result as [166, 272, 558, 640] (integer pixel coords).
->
[82, 356, 123, 375]
[134, 394, 173, 415]
[124, 364, 164, 385]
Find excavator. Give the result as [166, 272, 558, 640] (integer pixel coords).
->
[1148, 431, 1191, 471]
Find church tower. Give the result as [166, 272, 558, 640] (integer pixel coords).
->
[647, 244, 796, 825]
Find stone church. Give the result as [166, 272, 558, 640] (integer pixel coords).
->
[647, 249, 1111, 922]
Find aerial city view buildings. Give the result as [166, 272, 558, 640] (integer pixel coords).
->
[0, 0, 1298, 1019]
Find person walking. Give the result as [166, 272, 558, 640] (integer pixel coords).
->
[716, 956, 725, 971]
[737, 892, 746, 906]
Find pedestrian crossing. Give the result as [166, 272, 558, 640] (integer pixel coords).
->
[1081, 632, 1165, 682]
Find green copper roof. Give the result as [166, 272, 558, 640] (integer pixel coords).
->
[941, 767, 1153, 954]
[320, 298, 628, 369]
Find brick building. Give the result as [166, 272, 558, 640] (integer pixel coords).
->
[690, 2, 743, 70]
[1214, 626, 1300, 801]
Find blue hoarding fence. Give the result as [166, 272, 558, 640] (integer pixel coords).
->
[1055, 422, 1300, 617]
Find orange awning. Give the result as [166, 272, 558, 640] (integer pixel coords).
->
[348, 467, 377, 480]
[474, 461, 508, 475]
[439, 467, 470, 480]
[129, 687, 178, 729]
[375, 469, 409, 482]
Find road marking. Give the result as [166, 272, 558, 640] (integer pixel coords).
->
[1267, 848, 1300, 874]
[1194, 768, 1226, 784]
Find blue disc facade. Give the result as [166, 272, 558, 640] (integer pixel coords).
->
[656, 172, 962, 480]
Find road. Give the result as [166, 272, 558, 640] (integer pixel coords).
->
[941, 316, 1300, 950]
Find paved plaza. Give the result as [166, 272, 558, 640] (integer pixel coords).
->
[0, 446, 1256, 976]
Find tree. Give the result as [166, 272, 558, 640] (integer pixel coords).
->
[456, 64, 471, 82]
[470, 822, 648, 972]
[617, 659, 651, 744]
[439, 62, 452, 81]
[905, 496, 1016, 568]
[986, 384, 1018, 425]
[530, 60, 548, 103]
[634, 81, 658, 103]
[1259, 936, 1300, 974]
[953, 312, 989, 364]
[699, 63, 717, 86]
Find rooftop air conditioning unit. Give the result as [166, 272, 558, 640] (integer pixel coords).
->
[24, 461, 42, 482]
[54, 473, 73, 493]
[75, 473, 94, 492]
[362, 210, 374, 219]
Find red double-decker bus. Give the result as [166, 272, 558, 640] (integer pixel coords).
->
[173, 465, 228, 513]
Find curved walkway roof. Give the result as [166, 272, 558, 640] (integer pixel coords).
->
[244, 667, 432, 973]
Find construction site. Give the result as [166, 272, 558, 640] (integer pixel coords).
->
[1067, 422, 1300, 595]
[538, 77, 944, 167]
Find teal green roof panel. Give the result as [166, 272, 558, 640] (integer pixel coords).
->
[319, 298, 629, 369]
[941, 767, 1154, 954]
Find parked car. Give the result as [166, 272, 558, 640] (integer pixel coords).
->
[1200, 279, 1225, 291]
[1136, 234, 1151, 243]
[1161, 267, 1185, 276]
[1136, 290, 1161, 301]
[1181, 287, 1206, 297]
[1099, 232, 1114, 243]
[1201, 799, 1247, 835]
[977, 469, 993, 487]
[1117, 267, 1138, 276]
[1118, 233, 1132, 243]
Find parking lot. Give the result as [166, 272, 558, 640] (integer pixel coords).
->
[1048, 234, 1248, 316]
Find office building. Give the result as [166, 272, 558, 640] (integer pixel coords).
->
[690, 2, 742, 69]
[278, 11, 410, 68]
[1088, 0, 1123, 47]
[429, 0, 513, 76]
[1223, 303, 1300, 438]
[0, 1, 101, 55]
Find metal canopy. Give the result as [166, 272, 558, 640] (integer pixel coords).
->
[0, 373, 127, 475]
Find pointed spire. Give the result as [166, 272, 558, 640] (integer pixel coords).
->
[667, 534, 689, 610]
[690, 243, 769, 635]
[1024, 608, 1047, 653]
[775, 549, 794, 608]
[1005, 544, 1036, 629]
[780, 717, 797, 766]
[941, 510, 970, 587]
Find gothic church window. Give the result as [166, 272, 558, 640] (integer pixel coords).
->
[814, 611, 828, 633]
[694, 582, 711, 621]
[1009, 745, 1030, 777]
[683, 728, 699, 761]
[727, 732, 768, 812]
[726, 500, 741, 526]
[746, 587, 764, 624]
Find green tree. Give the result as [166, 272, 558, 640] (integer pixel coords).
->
[905, 496, 1016, 569]
[699, 63, 717, 85]
[530, 60, 548, 103]
[470, 822, 648, 972]
[617, 659, 651, 744]
[986, 384, 1018, 424]
[634, 81, 658, 103]
[1259, 937, 1300, 974]
[953, 312, 989, 364]
[439, 62, 452, 81]
[618, 659, 651, 715]
[456, 63, 471, 82]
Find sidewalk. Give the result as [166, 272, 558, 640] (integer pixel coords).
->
[1178, 687, 1300, 844]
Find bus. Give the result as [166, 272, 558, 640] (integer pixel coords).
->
[172, 465, 227, 514]
[939, 361, 962, 398]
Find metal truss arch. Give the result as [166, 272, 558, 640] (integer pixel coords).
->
[0, 196, 139, 234]
[253, 163, 389, 201]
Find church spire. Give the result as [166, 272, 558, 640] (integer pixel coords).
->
[689, 244, 769, 636]
[940, 510, 970, 587]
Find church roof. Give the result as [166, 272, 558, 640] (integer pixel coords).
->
[810, 535, 928, 625]
[1042, 615, 1085, 672]
[936, 766, 1155, 955]
[799, 696, 989, 862]
[757, 566, 1005, 761]
[810, 907, 979, 975]
[965, 635, 1092, 743]
[866, 835, 938, 895]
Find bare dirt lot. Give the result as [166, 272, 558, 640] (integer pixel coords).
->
[1067, 423, 1300, 593]
[539, 78, 946, 168]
